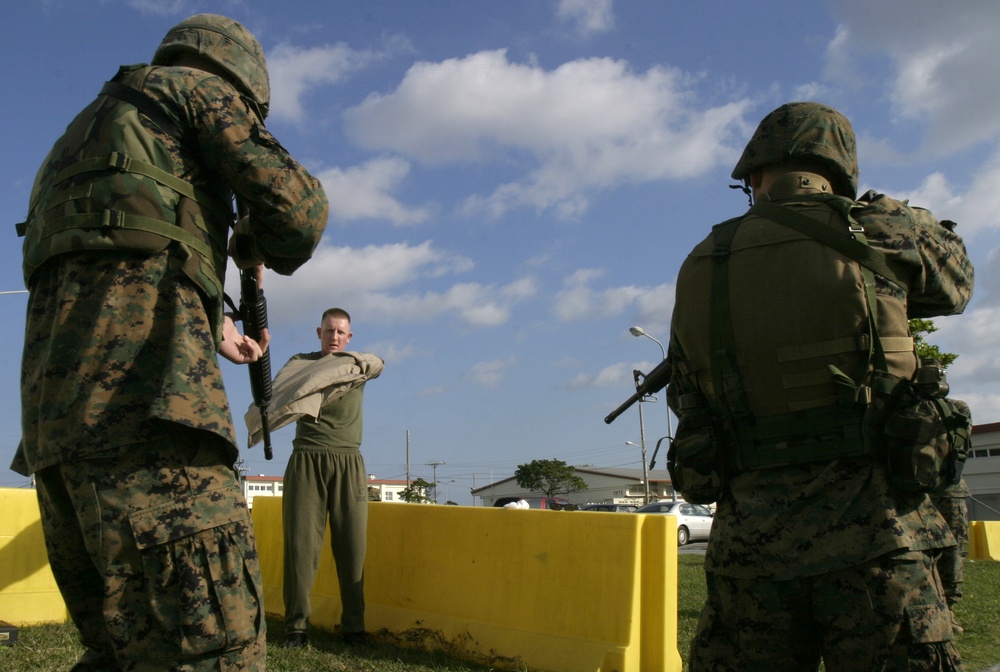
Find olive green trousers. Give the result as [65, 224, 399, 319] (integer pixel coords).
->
[282, 447, 368, 635]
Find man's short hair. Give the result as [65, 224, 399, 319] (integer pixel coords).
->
[321, 307, 351, 324]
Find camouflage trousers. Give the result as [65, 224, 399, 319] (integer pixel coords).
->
[34, 427, 265, 671]
[688, 549, 964, 672]
[931, 497, 969, 606]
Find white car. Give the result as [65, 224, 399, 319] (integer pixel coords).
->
[635, 500, 714, 546]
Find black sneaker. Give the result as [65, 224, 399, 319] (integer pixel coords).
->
[285, 631, 308, 648]
[342, 631, 371, 647]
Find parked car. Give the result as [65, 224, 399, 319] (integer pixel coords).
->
[493, 496, 576, 510]
[634, 500, 714, 546]
[579, 503, 638, 513]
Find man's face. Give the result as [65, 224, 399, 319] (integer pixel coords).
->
[317, 316, 352, 353]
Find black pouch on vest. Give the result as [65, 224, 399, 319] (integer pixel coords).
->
[880, 365, 971, 494]
[667, 405, 726, 504]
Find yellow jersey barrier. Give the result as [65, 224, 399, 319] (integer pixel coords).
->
[253, 499, 682, 672]
[969, 520, 1000, 561]
[0, 488, 69, 625]
[4, 486, 1000, 671]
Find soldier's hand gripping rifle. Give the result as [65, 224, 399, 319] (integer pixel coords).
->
[604, 356, 672, 425]
[232, 203, 274, 460]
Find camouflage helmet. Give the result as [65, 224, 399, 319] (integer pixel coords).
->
[731, 102, 858, 198]
[152, 14, 270, 118]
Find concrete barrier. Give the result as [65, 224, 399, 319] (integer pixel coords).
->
[0, 488, 69, 625]
[968, 520, 1000, 561]
[252, 498, 683, 672]
[5, 484, 998, 671]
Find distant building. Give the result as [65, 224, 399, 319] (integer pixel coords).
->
[239, 473, 410, 508]
[967, 421, 1000, 521]
[468, 422, 1000, 518]
[242, 474, 283, 510]
[471, 466, 676, 508]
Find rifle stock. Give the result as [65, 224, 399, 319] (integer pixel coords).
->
[604, 357, 672, 424]
[236, 203, 274, 459]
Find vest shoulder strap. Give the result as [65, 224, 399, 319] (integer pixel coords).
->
[749, 200, 908, 290]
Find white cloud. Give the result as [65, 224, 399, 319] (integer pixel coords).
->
[827, 0, 1000, 155]
[318, 158, 433, 226]
[267, 42, 385, 122]
[568, 361, 632, 389]
[260, 241, 536, 328]
[467, 356, 516, 387]
[865, 145, 1000, 239]
[343, 50, 749, 218]
[932, 148, 1000, 239]
[553, 268, 673, 324]
[556, 0, 615, 36]
[923, 306, 1000, 424]
[125, 0, 189, 16]
[364, 340, 418, 365]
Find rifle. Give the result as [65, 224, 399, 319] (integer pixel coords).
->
[604, 357, 672, 425]
[234, 203, 274, 460]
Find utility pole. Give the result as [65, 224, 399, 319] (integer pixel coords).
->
[406, 429, 411, 488]
[426, 460, 445, 503]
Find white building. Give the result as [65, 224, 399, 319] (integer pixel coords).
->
[966, 421, 1000, 521]
[239, 473, 410, 508]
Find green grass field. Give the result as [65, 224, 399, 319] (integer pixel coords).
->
[2, 556, 997, 671]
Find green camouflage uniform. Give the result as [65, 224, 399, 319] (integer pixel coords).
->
[14, 24, 328, 670]
[930, 477, 971, 612]
[668, 103, 973, 671]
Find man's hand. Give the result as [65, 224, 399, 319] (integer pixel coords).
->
[220, 313, 271, 364]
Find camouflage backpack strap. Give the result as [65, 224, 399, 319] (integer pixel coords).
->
[706, 216, 757, 461]
[749, 200, 908, 290]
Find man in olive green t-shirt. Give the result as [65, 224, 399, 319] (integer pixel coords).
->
[282, 308, 372, 648]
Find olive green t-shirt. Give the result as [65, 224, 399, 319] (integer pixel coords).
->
[290, 352, 365, 451]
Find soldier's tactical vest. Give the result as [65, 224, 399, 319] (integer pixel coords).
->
[668, 175, 970, 501]
[17, 64, 232, 340]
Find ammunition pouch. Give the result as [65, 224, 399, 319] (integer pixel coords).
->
[667, 401, 727, 505]
[868, 370, 971, 494]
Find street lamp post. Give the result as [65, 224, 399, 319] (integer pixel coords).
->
[625, 435, 650, 505]
[626, 366, 651, 505]
[630, 325, 676, 501]
[629, 325, 672, 439]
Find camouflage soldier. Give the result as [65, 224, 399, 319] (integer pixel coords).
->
[931, 476, 971, 633]
[13, 14, 327, 671]
[667, 102, 972, 671]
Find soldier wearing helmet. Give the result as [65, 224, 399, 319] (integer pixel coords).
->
[14, 14, 328, 671]
[666, 102, 973, 671]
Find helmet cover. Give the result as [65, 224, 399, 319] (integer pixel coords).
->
[152, 14, 270, 117]
[731, 102, 858, 198]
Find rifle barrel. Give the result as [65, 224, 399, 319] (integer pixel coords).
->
[603, 357, 672, 425]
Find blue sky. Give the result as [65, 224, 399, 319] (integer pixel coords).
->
[3, 0, 999, 504]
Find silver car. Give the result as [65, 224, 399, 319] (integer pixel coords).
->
[579, 503, 638, 513]
[635, 500, 714, 546]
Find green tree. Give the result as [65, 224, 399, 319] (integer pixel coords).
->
[399, 477, 435, 504]
[514, 459, 587, 497]
[367, 486, 381, 502]
[909, 318, 958, 368]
